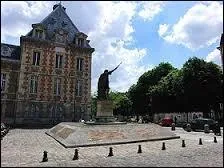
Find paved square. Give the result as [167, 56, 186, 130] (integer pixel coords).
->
[1, 125, 223, 167]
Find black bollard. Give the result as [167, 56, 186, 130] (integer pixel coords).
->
[171, 123, 175, 131]
[214, 137, 217, 143]
[108, 147, 113, 157]
[199, 138, 202, 145]
[137, 145, 142, 153]
[182, 140, 186, 147]
[42, 151, 48, 162]
[162, 142, 166, 150]
[73, 149, 79, 160]
[204, 124, 210, 133]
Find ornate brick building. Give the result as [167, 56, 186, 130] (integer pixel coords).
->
[1, 3, 94, 125]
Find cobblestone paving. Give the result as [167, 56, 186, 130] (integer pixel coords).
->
[1, 126, 223, 167]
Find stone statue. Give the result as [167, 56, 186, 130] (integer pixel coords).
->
[97, 62, 122, 100]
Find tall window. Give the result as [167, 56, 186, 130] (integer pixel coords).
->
[75, 80, 82, 96]
[54, 78, 61, 95]
[78, 38, 84, 47]
[76, 58, 83, 71]
[32, 51, 40, 66]
[56, 54, 63, 68]
[35, 29, 43, 39]
[30, 76, 38, 93]
[1, 73, 7, 92]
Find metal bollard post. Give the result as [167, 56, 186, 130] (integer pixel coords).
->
[137, 145, 142, 153]
[108, 147, 113, 157]
[162, 142, 166, 150]
[199, 138, 203, 145]
[42, 151, 48, 162]
[73, 149, 79, 160]
[204, 124, 210, 133]
[182, 140, 186, 147]
[186, 124, 191, 132]
[171, 123, 175, 131]
[214, 137, 217, 143]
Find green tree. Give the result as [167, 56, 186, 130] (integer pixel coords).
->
[128, 62, 175, 118]
[109, 91, 133, 117]
[148, 69, 184, 113]
[149, 69, 183, 96]
[182, 57, 223, 118]
[91, 92, 97, 118]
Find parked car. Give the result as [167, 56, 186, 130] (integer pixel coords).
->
[183, 118, 216, 131]
[159, 117, 174, 127]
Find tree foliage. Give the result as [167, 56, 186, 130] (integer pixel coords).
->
[128, 62, 175, 116]
[91, 93, 97, 118]
[182, 57, 223, 116]
[109, 91, 133, 116]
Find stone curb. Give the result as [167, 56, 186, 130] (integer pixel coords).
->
[45, 131, 180, 148]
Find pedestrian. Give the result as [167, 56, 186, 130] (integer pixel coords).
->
[175, 116, 177, 124]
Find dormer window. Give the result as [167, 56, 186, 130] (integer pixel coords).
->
[78, 38, 84, 47]
[34, 29, 43, 39]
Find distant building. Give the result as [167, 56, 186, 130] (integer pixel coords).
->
[1, 3, 94, 125]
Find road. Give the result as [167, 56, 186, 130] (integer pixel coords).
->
[1, 126, 223, 167]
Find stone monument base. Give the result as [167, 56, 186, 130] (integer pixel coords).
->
[95, 116, 115, 123]
[96, 100, 114, 116]
[85, 100, 126, 125]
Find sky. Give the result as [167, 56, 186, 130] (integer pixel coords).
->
[1, 1, 223, 94]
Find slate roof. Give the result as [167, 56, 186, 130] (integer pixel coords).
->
[25, 3, 92, 48]
[1, 43, 21, 61]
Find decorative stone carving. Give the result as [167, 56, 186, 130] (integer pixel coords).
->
[1, 45, 13, 57]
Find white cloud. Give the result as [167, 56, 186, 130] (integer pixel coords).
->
[1, 1, 52, 42]
[138, 1, 165, 21]
[158, 24, 169, 37]
[205, 48, 222, 65]
[159, 1, 223, 50]
[1, 1, 152, 94]
[85, 1, 151, 93]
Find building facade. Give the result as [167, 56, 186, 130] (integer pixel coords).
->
[1, 3, 94, 125]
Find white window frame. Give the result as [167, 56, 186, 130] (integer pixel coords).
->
[75, 80, 82, 96]
[30, 76, 38, 93]
[1, 73, 7, 92]
[32, 51, 40, 66]
[77, 58, 83, 71]
[56, 54, 63, 68]
[54, 78, 61, 95]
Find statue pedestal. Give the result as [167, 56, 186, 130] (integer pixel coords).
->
[95, 100, 115, 122]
